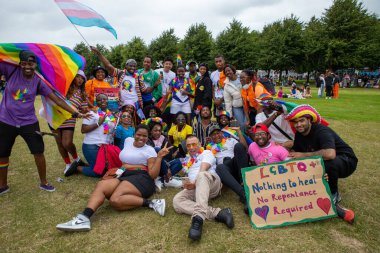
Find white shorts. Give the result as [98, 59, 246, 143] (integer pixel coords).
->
[170, 101, 191, 114]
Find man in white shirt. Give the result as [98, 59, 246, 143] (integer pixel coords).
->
[255, 99, 294, 150]
[155, 57, 176, 96]
[210, 55, 226, 115]
[173, 135, 234, 241]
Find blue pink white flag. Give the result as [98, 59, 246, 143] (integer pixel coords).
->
[55, 0, 118, 39]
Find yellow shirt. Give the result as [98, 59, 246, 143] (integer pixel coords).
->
[168, 124, 193, 147]
[85, 78, 112, 104]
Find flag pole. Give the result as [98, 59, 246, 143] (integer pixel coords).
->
[70, 23, 91, 48]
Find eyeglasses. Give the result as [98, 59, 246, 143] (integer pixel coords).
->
[254, 132, 267, 137]
[20, 61, 36, 67]
[186, 143, 198, 148]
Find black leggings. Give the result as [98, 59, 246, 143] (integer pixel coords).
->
[216, 143, 249, 202]
[324, 154, 358, 194]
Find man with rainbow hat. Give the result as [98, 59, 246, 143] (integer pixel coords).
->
[286, 104, 358, 224]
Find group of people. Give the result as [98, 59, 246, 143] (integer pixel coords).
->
[0, 49, 358, 241]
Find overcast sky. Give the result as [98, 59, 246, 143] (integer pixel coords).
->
[1, 0, 379, 49]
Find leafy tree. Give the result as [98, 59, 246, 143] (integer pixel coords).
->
[123, 37, 148, 69]
[322, 0, 374, 69]
[107, 44, 128, 70]
[178, 23, 214, 66]
[214, 19, 256, 69]
[148, 28, 179, 66]
[73, 42, 109, 77]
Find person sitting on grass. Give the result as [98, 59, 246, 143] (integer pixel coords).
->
[173, 135, 234, 241]
[64, 94, 117, 177]
[114, 111, 135, 150]
[287, 105, 358, 224]
[210, 125, 249, 214]
[0, 50, 90, 195]
[56, 124, 172, 232]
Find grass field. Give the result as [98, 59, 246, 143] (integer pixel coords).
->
[0, 88, 379, 253]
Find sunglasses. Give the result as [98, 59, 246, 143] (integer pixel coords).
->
[254, 132, 267, 137]
[121, 115, 131, 119]
[186, 143, 198, 148]
[177, 118, 186, 122]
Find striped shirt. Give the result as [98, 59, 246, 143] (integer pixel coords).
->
[192, 120, 218, 147]
[59, 90, 88, 129]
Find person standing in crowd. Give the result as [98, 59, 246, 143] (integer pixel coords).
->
[114, 111, 135, 150]
[64, 94, 117, 177]
[192, 106, 218, 147]
[325, 71, 334, 99]
[173, 135, 234, 241]
[333, 73, 340, 99]
[185, 60, 200, 94]
[255, 99, 294, 150]
[52, 70, 89, 174]
[157, 57, 176, 98]
[318, 73, 326, 98]
[210, 55, 226, 115]
[239, 69, 259, 127]
[223, 64, 246, 130]
[85, 65, 112, 105]
[287, 105, 358, 224]
[138, 56, 161, 107]
[90, 46, 146, 110]
[0, 50, 89, 194]
[168, 65, 193, 124]
[56, 124, 171, 232]
[193, 63, 213, 112]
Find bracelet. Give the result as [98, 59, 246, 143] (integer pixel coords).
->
[72, 112, 79, 118]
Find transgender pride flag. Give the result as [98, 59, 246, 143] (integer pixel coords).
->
[55, 0, 117, 39]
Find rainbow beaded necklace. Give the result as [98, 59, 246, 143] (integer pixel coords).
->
[206, 138, 227, 156]
[181, 147, 204, 175]
[97, 108, 116, 134]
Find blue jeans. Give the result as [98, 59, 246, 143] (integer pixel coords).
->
[232, 106, 246, 131]
[159, 158, 183, 181]
[82, 144, 102, 177]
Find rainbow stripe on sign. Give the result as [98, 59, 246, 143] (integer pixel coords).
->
[55, 0, 117, 39]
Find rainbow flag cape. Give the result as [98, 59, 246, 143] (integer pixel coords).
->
[55, 0, 117, 39]
[177, 54, 182, 65]
[0, 43, 86, 129]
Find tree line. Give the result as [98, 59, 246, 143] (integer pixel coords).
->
[74, 0, 379, 78]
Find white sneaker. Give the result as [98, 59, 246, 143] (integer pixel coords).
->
[155, 177, 163, 192]
[151, 199, 166, 216]
[164, 178, 183, 188]
[56, 214, 91, 232]
[64, 164, 71, 174]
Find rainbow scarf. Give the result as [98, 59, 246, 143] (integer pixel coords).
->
[206, 138, 227, 156]
[182, 147, 204, 175]
[117, 70, 144, 109]
[97, 108, 116, 134]
[0, 43, 86, 129]
[171, 77, 191, 103]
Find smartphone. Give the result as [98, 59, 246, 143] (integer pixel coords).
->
[230, 119, 239, 127]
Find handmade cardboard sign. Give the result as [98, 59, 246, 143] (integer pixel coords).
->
[242, 156, 337, 229]
[94, 87, 119, 112]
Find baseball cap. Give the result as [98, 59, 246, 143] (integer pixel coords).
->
[209, 125, 221, 135]
[252, 123, 269, 134]
[19, 50, 37, 62]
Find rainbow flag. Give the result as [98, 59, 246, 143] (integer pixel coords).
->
[55, 0, 117, 39]
[0, 43, 86, 129]
[177, 54, 182, 65]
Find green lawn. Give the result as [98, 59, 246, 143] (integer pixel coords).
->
[0, 88, 379, 253]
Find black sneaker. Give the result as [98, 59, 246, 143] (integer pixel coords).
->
[332, 191, 342, 204]
[77, 159, 88, 167]
[215, 208, 234, 229]
[64, 160, 78, 177]
[188, 215, 203, 241]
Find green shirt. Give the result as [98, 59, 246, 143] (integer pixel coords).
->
[138, 68, 160, 102]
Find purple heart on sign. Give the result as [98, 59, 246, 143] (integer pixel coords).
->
[255, 205, 269, 221]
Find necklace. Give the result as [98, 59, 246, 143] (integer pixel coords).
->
[181, 147, 205, 175]
[97, 108, 116, 134]
[206, 138, 227, 156]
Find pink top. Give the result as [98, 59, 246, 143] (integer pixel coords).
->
[248, 141, 289, 165]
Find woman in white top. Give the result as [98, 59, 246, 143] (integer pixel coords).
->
[223, 64, 246, 130]
[56, 124, 172, 232]
[64, 94, 116, 177]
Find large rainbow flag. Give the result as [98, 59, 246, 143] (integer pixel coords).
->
[0, 43, 86, 129]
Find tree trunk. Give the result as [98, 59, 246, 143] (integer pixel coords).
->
[306, 71, 310, 84]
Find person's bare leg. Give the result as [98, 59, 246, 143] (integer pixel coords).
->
[53, 130, 69, 161]
[0, 157, 9, 188]
[86, 179, 121, 211]
[109, 181, 144, 210]
[34, 153, 47, 185]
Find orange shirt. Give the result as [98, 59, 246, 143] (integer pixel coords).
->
[241, 83, 259, 111]
[254, 81, 270, 99]
[219, 71, 226, 88]
[85, 79, 112, 104]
